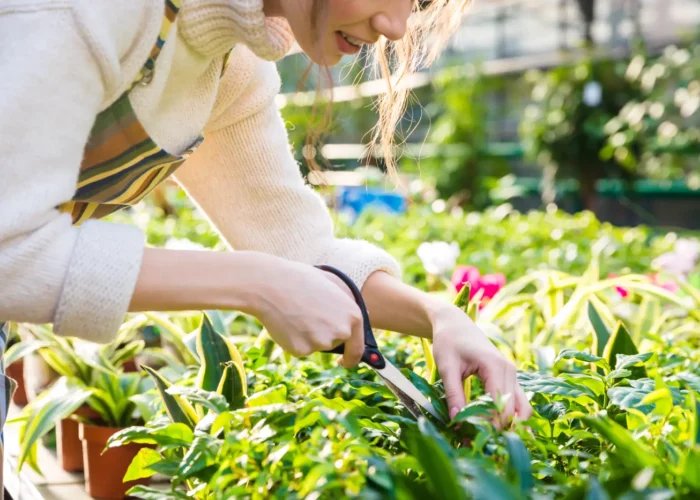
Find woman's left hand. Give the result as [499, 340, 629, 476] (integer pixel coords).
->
[431, 305, 533, 428]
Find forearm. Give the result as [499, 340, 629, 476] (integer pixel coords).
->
[129, 247, 267, 314]
[361, 270, 456, 340]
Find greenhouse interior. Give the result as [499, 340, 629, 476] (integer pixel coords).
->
[1, 0, 699, 499]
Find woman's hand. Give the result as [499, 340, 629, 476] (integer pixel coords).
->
[130, 249, 366, 363]
[247, 257, 367, 361]
[359, 270, 532, 429]
[431, 305, 533, 428]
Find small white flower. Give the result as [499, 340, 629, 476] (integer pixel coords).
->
[652, 237, 700, 279]
[164, 238, 206, 251]
[417, 241, 460, 276]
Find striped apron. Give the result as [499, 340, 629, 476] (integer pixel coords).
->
[58, 0, 203, 225]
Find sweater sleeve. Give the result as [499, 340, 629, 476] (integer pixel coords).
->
[174, 48, 401, 289]
[0, 7, 145, 343]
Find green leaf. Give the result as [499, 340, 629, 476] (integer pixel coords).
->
[216, 361, 247, 411]
[554, 348, 608, 368]
[4, 340, 50, 367]
[604, 322, 645, 378]
[615, 352, 653, 371]
[606, 369, 633, 381]
[518, 372, 598, 401]
[534, 401, 567, 421]
[176, 435, 218, 480]
[142, 312, 197, 366]
[582, 413, 660, 470]
[504, 432, 533, 493]
[107, 423, 193, 448]
[463, 461, 521, 500]
[142, 366, 197, 429]
[123, 448, 162, 482]
[589, 302, 611, 357]
[17, 378, 93, 472]
[166, 386, 229, 414]
[607, 378, 682, 413]
[204, 310, 228, 333]
[421, 338, 438, 384]
[404, 418, 467, 500]
[297, 463, 336, 497]
[246, 384, 288, 407]
[195, 313, 246, 393]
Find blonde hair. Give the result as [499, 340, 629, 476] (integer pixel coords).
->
[306, 0, 472, 175]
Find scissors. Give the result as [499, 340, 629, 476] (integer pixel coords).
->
[317, 265, 446, 424]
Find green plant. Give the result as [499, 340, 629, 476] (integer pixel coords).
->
[8, 322, 147, 472]
[404, 64, 510, 208]
[602, 43, 700, 185]
[520, 55, 639, 209]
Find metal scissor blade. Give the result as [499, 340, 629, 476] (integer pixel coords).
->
[373, 359, 446, 424]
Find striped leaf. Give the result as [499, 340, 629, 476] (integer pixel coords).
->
[195, 313, 246, 393]
[216, 361, 247, 411]
[142, 366, 198, 429]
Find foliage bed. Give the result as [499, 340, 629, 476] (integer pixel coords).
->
[11, 196, 700, 499]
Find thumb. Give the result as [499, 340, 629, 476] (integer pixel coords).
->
[437, 358, 466, 421]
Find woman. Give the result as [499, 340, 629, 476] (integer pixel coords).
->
[0, 0, 532, 454]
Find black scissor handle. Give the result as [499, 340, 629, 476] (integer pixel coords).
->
[316, 265, 385, 370]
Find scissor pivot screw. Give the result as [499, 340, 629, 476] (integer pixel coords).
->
[369, 352, 380, 363]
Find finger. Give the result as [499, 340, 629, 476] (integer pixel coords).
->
[340, 314, 365, 369]
[502, 365, 516, 429]
[437, 360, 466, 420]
[515, 387, 533, 420]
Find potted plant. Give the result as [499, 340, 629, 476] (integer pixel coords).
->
[104, 312, 247, 499]
[77, 368, 154, 499]
[11, 321, 144, 473]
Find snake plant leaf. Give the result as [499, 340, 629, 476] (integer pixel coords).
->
[195, 313, 246, 393]
[142, 366, 198, 429]
[588, 301, 611, 357]
[604, 322, 646, 378]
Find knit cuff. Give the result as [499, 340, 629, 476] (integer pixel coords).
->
[315, 239, 402, 291]
[53, 220, 145, 343]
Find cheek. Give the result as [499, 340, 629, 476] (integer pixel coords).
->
[326, 0, 373, 26]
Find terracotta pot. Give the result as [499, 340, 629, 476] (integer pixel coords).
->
[6, 359, 28, 406]
[79, 422, 151, 499]
[122, 358, 138, 373]
[57, 405, 100, 472]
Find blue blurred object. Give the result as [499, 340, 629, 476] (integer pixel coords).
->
[335, 186, 407, 221]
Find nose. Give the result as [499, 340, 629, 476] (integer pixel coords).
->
[370, 6, 410, 42]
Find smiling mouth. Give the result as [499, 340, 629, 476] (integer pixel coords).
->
[336, 31, 366, 55]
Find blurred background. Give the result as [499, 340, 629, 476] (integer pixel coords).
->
[275, 0, 700, 229]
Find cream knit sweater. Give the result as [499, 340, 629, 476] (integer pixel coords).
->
[0, 0, 401, 343]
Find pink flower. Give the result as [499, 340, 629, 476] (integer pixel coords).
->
[609, 272, 678, 299]
[451, 265, 506, 305]
[609, 273, 629, 298]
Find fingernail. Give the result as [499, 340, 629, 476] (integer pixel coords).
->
[450, 407, 459, 420]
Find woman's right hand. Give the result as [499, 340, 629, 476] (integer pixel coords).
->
[130, 248, 367, 365]
[246, 256, 366, 365]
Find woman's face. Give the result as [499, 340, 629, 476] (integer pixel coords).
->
[277, 0, 413, 65]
